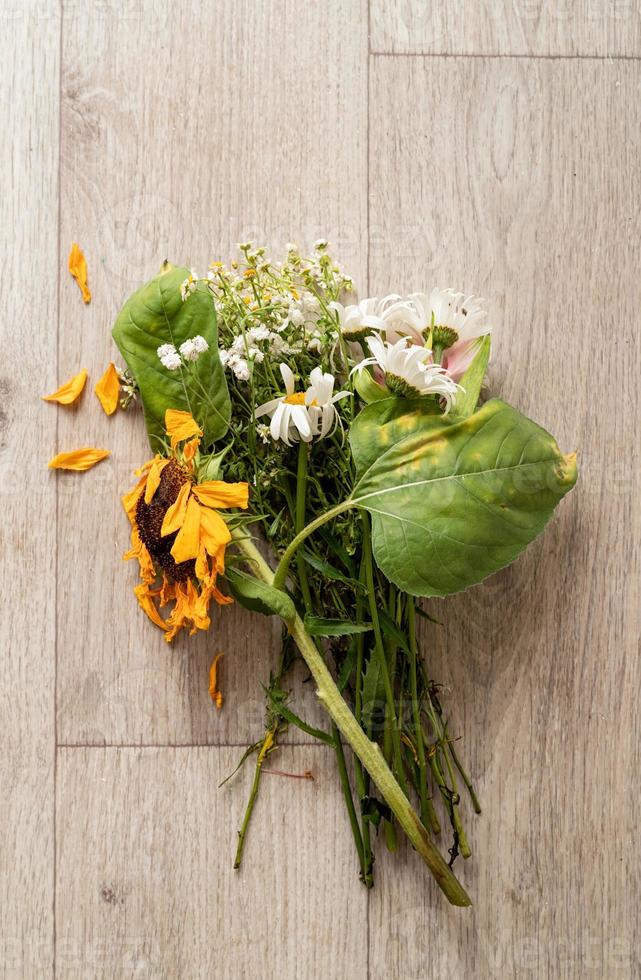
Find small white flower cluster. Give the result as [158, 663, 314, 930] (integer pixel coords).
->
[220, 324, 307, 382]
[157, 335, 209, 371]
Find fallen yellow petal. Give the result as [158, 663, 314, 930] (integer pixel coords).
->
[165, 408, 202, 450]
[68, 242, 91, 304]
[42, 369, 88, 405]
[95, 362, 120, 416]
[209, 653, 224, 709]
[193, 480, 249, 510]
[47, 448, 110, 471]
[170, 494, 201, 563]
[161, 481, 191, 536]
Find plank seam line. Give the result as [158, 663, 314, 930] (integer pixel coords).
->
[57, 742, 330, 749]
[370, 51, 641, 61]
[53, 3, 63, 978]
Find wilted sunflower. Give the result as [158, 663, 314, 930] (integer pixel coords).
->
[122, 409, 249, 641]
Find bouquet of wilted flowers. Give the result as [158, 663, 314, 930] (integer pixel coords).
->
[110, 242, 576, 906]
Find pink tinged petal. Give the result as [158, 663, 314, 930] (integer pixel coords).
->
[442, 338, 478, 381]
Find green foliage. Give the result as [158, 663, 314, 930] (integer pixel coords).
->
[353, 366, 390, 404]
[349, 397, 577, 597]
[451, 335, 491, 418]
[112, 262, 230, 451]
[303, 615, 373, 637]
[225, 566, 296, 626]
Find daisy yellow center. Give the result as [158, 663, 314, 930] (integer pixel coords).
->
[284, 392, 307, 405]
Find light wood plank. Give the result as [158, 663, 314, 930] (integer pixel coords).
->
[368, 56, 641, 978]
[57, 0, 367, 745]
[55, 745, 368, 979]
[0, 2, 59, 976]
[370, 0, 641, 56]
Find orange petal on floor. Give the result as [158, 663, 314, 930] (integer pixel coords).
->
[95, 362, 120, 415]
[68, 242, 91, 304]
[42, 368, 88, 405]
[209, 653, 224, 709]
[47, 448, 110, 471]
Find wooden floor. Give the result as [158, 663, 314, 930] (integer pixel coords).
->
[2, 2, 640, 977]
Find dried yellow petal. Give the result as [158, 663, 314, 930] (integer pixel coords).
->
[170, 494, 201, 563]
[68, 242, 91, 304]
[47, 448, 110, 471]
[42, 369, 88, 405]
[161, 481, 191, 536]
[144, 456, 171, 504]
[193, 480, 249, 510]
[134, 583, 167, 630]
[209, 653, 224, 709]
[165, 409, 202, 450]
[95, 362, 120, 415]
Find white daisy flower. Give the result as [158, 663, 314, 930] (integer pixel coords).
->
[330, 298, 387, 342]
[380, 289, 490, 380]
[355, 336, 460, 410]
[255, 363, 314, 446]
[305, 367, 350, 440]
[157, 343, 181, 371]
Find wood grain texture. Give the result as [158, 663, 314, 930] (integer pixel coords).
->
[0, 2, 59, 976]
[370, 0, 641, 56]
[55, 746, 368, 979]
[368, 55, 641, 978]
[56, 0, 367, 746]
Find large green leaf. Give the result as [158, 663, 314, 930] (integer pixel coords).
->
[225, 566, 296, 627]
[349, 397, 577, 597]
[112, 262, 230, 451]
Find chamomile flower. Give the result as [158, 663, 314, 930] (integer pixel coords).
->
[157, 343, 182, 371]
[305, 367, 350, 439]
[379, 289, 489, 380]
[330, 298, 387, 342]
[255, 363, 313, 445]
[355, 336, 460, 410]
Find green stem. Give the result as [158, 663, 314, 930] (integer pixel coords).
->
[408, 601, 430, 831]
[232, 529, 471, 907]
[272, 499, 354, 590]
[361, 514, 408, 799]
[234, 728, 274, 870]
[332, 723, 371, 886]
[294, 442, 367, 882]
